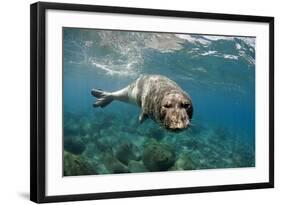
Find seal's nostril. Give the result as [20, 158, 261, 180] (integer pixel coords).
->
[171, 116, 177, 122]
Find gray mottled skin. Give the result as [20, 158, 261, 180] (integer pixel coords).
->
[91, 75, 193, 130]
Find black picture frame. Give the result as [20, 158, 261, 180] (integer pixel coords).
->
[30, 1, 274, 203]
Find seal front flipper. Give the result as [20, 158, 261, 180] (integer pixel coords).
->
[139, 111, 148, 124]
[91, 89, 113, 108]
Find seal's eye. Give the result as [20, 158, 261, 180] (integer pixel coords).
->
[182, 103, 191, 109]
[164, 103, 172, 108]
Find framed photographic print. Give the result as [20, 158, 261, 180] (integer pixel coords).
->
[30, 1, 274, 203]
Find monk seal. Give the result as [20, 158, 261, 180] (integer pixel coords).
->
[91, 75, 193, 131]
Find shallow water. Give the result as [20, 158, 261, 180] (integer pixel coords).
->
[63, 28, 255, 176]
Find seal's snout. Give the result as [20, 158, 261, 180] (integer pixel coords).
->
[169, 117, 190, 129]
[160, 93, 192, 131]
[165, 110, 190, 131]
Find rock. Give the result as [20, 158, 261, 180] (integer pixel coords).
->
[64, 121, 80, 137]
[115, 142, 141, 165]
[64, 136, 86, 155]
[64, 151, 96, 176]
[143, 139, 176, 171]
[79, 119, 93, 136]
[128, 160, 148, 173]
[147, 127, 165, 141]
[103, 153, 129, 174]
[63, 112, 81, 136]
[173, 153, 195, 170]
[93, 137, 112, 153]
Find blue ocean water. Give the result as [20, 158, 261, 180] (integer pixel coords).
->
[63, 28, 255, 175]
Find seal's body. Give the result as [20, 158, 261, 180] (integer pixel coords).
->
[91, 75, 193, 131]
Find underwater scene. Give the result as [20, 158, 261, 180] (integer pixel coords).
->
[63, 28, 255, 176]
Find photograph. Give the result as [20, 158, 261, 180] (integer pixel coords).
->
[30, 2, 274, 202]
[63, 28, 256, 176]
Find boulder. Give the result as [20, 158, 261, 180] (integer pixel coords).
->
[143, 139, 176, 171]
[64, 151, 96, 176]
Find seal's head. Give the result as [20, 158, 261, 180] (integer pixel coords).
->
[160, 92, 193, 131]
